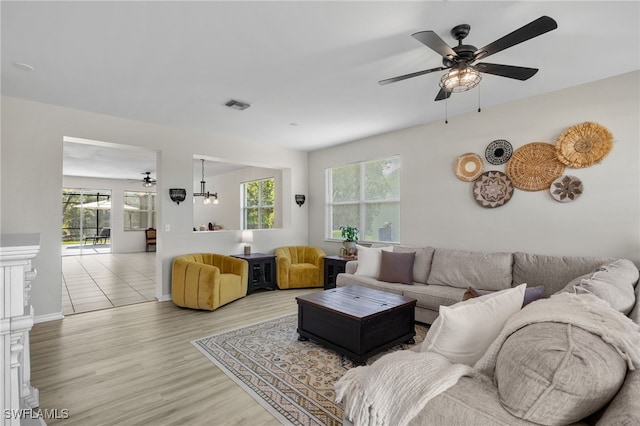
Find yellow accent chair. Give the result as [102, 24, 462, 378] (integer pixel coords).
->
[275, 246, 326, 289]
[172, 253, 248, 311]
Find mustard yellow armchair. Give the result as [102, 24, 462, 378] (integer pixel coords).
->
[275, 246, 326, 289]
[172, 253, 248, 310]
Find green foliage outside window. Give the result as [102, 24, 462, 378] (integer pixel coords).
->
[328, 156, 400, 242]
[243, 178, 275, 229]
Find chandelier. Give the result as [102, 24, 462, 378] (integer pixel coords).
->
[193, 159, 218, 205]
[439, 64, 482, 93]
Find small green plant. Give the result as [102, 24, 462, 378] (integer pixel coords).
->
[339, 225, 359, 242]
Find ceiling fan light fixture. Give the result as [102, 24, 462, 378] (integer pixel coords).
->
[440, 64, 482, 93]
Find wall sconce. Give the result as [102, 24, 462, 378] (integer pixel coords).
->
[295, 194, 306, 207]
[241, 230, 254, 255]
[169, 188, 186, 205]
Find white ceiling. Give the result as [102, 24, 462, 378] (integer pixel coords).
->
[2, 1, 639, 180]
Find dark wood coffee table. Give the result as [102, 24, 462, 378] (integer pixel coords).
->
[296, 285, 417, 364]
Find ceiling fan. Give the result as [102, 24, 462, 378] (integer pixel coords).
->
[379, 16, 558, 101]
[140, 171, 156, 187]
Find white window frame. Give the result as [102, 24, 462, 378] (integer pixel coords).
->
[325, 155, 400, 243]
[241, 177, 275, 230]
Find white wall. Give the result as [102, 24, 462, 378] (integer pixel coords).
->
[193, 166, 284, 230]
[309, 71, 640, 263]
[63, 175, 157, 253]
[1, 97, 309, 320]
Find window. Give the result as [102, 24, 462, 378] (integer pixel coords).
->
[242, 178, 275, 229]
[124, 191, 156, 230]
[326, 156, 400, 243]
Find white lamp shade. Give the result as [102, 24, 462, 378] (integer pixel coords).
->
[241, 230, 254, 243]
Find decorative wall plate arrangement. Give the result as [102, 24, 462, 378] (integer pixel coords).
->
[473, 171, 514, 208]
[550, 175, 583, 203]
[556, 122, 613, 168]
[485, 139, 513, 165]
[455, 153, 484, 181]
[507, 142, 565, 191]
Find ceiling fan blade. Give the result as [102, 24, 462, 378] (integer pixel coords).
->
[474, 16, 557, 60]
[434, 87, 452, 101]
[378, 66, 447, 85]
[475, 63, 539, 80]
[412, 31, 457, 58]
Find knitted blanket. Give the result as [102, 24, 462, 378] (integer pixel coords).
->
[334, 350, 472, 426]
[474, 291, 640, 378]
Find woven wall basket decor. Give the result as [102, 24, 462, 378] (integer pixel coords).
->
[455, 153, 484, 182]
[507, 142, 566, 191]
[485, 139, 513, 165]
[473, 171, 514, 208]
[550, 175, 583, 203]
[556, 122, 613, 168]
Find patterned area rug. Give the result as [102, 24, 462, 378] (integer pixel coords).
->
[192, 314, 428, 425]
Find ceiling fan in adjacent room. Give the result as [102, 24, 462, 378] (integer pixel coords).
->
[379, 16, 558, 101]
[140, 171, 157, 187]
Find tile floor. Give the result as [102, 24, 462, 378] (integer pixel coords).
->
[61, 252, 157, 315]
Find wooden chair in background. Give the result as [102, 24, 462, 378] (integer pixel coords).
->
[145, 228, 156, 252]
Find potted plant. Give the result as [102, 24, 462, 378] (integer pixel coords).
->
[339, 225, 359, 257]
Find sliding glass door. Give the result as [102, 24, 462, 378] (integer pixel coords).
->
[62, 188, 112, 256]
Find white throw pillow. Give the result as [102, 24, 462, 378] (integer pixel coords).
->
[354, 245, 393, 277]
[420, 284, 526, 365]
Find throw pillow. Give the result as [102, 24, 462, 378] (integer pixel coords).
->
[463, 285, 544, 307]
[495, 323, 627, 425]
[378, 250, 415, 284]
[353, 245, 393, 278]
[421, 284, 526, 365]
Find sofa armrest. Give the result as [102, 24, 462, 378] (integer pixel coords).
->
[172, 257, 221, 309]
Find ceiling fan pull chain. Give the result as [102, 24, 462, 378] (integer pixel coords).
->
[445, 94, 449, 124]
[478, 85, 482, 113]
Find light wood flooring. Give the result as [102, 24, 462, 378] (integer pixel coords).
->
[30, 287, 322, 425]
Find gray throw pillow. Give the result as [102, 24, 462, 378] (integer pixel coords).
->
[378, 250, 415, 285]
[495, 323, 627, 425]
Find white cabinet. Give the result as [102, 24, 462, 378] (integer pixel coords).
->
[1, 234, 40, 426]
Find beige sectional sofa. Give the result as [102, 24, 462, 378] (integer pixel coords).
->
[336, 246, 616, 324]
[336, 246, 640, 425]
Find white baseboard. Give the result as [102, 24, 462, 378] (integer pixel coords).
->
[156, 294, 172, 302]
[34, 312, 64, 323]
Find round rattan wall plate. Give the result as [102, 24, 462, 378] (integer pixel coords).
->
[473, 171, 514, 208]
[550, 175, 583, 203]
[455, 153, 484, 182]
[507, 142, 566, 191]
[485, 139, 513, 165]
[556, 122, 613, 168]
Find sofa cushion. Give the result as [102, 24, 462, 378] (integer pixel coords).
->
[572, 259, 638, 315]
[495, 322, 627, 425]
[403, 284, 465, 311]
[353, 245, 392, 277]
[392, 245, 435, 284]
[427, 248, 512, 291]
[512, 252, 616, 297]
[335, 274, 405, 295]
[463, 285, 544, 307]
[421, 284, 526, 365]
[378, 250, 415, 284]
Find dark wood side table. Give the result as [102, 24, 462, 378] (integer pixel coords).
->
[231, 253, 276, 295]
[323, 255, 353, 290]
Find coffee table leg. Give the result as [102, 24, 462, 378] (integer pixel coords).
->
[298, 335, 309, 341]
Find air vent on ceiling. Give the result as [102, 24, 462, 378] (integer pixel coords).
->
[225, 99, 251, 111]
